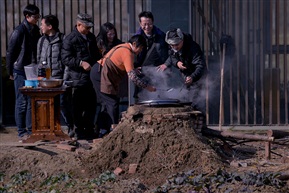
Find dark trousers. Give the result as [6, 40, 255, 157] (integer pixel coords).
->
[60, 90, 73, 130]
[90, 63, 119, 132]
[72, 85, 96, 136]
[98, 92, 120, 131]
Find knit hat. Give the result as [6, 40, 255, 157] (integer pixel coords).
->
[77, 13, 94, 27]
[165, 28, 184, 45]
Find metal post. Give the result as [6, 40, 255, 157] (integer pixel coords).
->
[0, 3, 2, 128]
[127, 0, 136, 106]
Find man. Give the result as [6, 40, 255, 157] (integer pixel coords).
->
[37, 14, 73, 135]
[135, 11, 168, 68]
[134, 11, 169, 100]
[61, 13, 102, 140]
[162, 28, 207, 113]
[96, 34, 156, 137]
[6, 4, 41, 142]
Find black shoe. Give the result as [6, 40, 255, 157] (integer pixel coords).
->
[98, 129, 109, 138]
[73, 128, 86, 140]
[68, 130, 75, 138]
[85, 129, 98, 140]
[74, 133, 86, 140]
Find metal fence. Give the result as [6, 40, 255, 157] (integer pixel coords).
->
[1, 0, 288, 126]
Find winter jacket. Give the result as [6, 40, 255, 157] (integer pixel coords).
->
[61, 27, 101, 87]
[6, 19, 41, 76]
[37, 32, 65, 79]
[135, 26, 168, 67]
[164, 33, 206, 83]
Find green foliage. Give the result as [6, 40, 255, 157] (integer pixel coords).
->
[154, 168, 286, 193]
[89, 170, 116, 186]
[0, 187, 9, 193]
[0, 172, 5, 182]
[40, 172, 75, 188]
[10, 170, 32, 186]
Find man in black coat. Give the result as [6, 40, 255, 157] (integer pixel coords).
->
[163, 28, 207, 114]
[6, 4, 41, 142]
[61, 13, 101, 140]
[134, 11, 169, 100]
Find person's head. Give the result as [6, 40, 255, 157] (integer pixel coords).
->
[98, 22, 118, 44]
[128, 34, 147, 55]
[138, 11, 154, 36]
[165, 28, 184, 52]
[76, 13, 93, 35]
[40, 15, 59, 35]
[23, 4, 40, 25]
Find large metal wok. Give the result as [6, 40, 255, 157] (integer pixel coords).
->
[136, 99, 190, 107]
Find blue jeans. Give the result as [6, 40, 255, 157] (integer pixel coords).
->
[13, 73, 32, 137]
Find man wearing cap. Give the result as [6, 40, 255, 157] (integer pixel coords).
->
[161, 28, 207, 113]
[61, 13, 102, 140]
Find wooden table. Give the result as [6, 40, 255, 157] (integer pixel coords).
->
[19, 86, 71, 143]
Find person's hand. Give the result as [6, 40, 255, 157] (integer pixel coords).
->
[135, 67, 142, 75]
[177, 61, 186, 70]
[146, 85, 156, 92]
[9, 75, 14, 80]
[81, 61, 92, 71]
[157, 64, 168, 72]
[185, 76, 192, 85]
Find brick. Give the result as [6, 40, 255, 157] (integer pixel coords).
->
[56, 144, 76, 151]
[110, 124, 118, 131]
[152, 114, 162, 119]
[114, 167, 124, 175]
[75, 148, 86, 155]
[93, 138, 103, 144]
[135, 128, 154, 134]
[143, 114, 152, 124]
[128, 164, 138, 174]
[230, 160, 239, 167]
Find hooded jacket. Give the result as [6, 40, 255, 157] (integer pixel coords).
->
[6, 19, 41, 76]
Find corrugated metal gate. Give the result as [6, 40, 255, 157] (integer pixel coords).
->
[192, 0, 288, 126]
[0, 0, 288, 126]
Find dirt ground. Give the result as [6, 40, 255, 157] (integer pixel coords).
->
[1, 105, 289, 193]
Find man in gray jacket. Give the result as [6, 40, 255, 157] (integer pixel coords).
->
[6, 4, 41, 142]
[37, 14, 73, 135]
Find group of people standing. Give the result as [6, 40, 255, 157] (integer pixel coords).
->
[6, 4, 207, 142]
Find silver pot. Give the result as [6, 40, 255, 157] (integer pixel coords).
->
[38, 79, 64, 88]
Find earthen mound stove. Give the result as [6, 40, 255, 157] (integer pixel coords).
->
[82, 105, 224, 187]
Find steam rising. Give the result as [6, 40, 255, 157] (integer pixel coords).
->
[137, 66, 210, 107]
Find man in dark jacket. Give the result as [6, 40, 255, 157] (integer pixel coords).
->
[6, 4, 41, 142]
[134, 11, 169, 100]
[163, 28, 207, 113]
[135, 11, 168, 68]
[61, 13, 101, 140]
